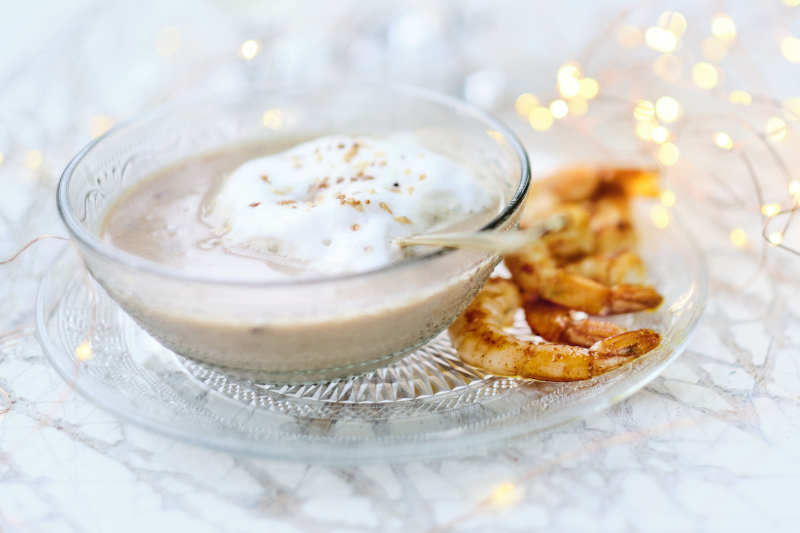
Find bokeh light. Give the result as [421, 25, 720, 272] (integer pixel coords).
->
[655, 96, 681, 122]
[634, 100, 655, 120]
[711, 16, 736, 43]
[729, 90, 752, 105]
[559, 77, 580, 98]
[716, 132, 734, 149]
[262, 108, 283, 129]
[781, 36, 800, 63]
[769, 232, 783, 245]
[23, 150, 41, 169]
[239, 40, 260, 59]
[650, 205, 671, 228]
[76, 341, 93, 361]
[658, 12, 687, 36]
[557, 65, 580, 82]
[653, 54, 682, 81]
[550, 99, 568, 119]
[661, 189, 676, 206]
[515, 93, 539, 117]
[766, 117, 787, 141]
[568, 98, 588, 117]
[784, 98, 800, 121]
[702, 38, 728, 62]
[658, 142, 679, 165]
[762, 203, 781, 216]
[529, 107, 553, 131]
[578, 78, 599, 99]
[652, 126, 669, 144]
[730, 228, 747, 247]
[790, 180, 800, 195]
[692, 62, 719, 89]
[636, 121, 655, 140]
[645, 27, 677, 52]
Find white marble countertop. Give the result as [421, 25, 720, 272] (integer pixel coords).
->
[2, 1, 800, 531]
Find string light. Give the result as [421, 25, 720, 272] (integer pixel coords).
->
[729, 90, 752, 105]
[790, 181, 800, 195]
[239, 40, 261, 60]
[89, 115, 114, 138]
[769, 232, 783, 245]
[711, 16, 736, 43]
[730, 228, 747, 247]
[655, 96, 681, 122]
[661, 190, 676, 206]
[658, 142, 679, 165]
[762, 203, 781, 216]
[557, 65, 581, 82]
[650, 205, 670, 228]
[652, 126, 669, 144]
[568, 98, 588, 117]
[156, 27, 181, 56]
[636, 121, 656, 140]
[75, 341, 93, 361]
[559, 77, 580, 98]
[23, 150, 41, 169]
[578, 78, 599, 99]
[262, 109, 283, 129]
[766, 117, 787, 141]
[529, 107, 553, 131]
[618, 26, 643, 48]
[634, 100, 655, 120]
[550, 100, 569, 119]
[782, 37, 800, 63]
[515, 93, 539, 117]
[692, 62, 718, 89]
[716, 132, 734, 149]
[645, 27, 677, 52]
[658, 12, 687, 36]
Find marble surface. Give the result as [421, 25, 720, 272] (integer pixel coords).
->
[3, 1, 800, 531]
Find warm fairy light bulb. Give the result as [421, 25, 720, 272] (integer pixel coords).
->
[239, 40, 260, 59]
[568, 98, 588, 117]
[650, 205, 670, 228]
[557, 65, 581, 82]
[711, 17, 736, 43]
[515, 93, 540, 117]
[761, 203, 781, 217]
[652, 126, 669, 144]
[634, 100, 655, 121]
[766, 117, 787, 141]
[559, 77, 581, 98]
[702, 38, 728, 62]
[645, 27, 677, 52]
[23, 150, 42, 169]
[529, 107, 553, 131]
[661, 189, 676, 206]
[578, 78, 599, 99]
[784, 0, 800, 5]
[790, 181, 800, 195]
[262, 108, 283, 129]
[89, 115, 114, 138]
[730, 228, 747, 247]
[692, 62, 719, 89]
[655, 96, 681, 122]
[716, 132, 734, 149]
[618, 26, 643, 48]
[658, 142, 679, 166]
[729, 90, 752, 105]
[658, 12, 687, 36]
[781, 37, 800, 63]
[636, 121, 655, 140]
[550, 100, 569, 119]
[76, 341, 93, 361]
[769, 233, 783, 245]
[156, 26, 181, 56]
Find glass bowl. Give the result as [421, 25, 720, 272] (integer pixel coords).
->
[37, 197, 706, 464]
[56, 84, 530, 383]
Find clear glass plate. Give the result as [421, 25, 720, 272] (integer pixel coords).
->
[36, 205, 706, 464]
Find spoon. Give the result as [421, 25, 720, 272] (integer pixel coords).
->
[395, 214, 567, 253]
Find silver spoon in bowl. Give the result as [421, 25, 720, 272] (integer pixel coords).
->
[395, 214, 567, 253]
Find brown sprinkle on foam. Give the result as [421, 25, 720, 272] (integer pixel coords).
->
[271, 187, 292, 195]
[394, 216, 412, 225]
[379, 202, 393, 214]
[365, 199, 371, 205]
[350, 224, 361, 231]
[406, 186, 414, 194]
[344, 198, 364, 211]
[419, 174, 426, 181]
[277, 199, 297, 206]
[260, 174, 270, 183]
[336, 177, 345, 184]
[249, 202, 261, 207]
[342, 143, 359, 163]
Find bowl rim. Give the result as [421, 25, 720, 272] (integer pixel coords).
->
[57, 83, 531, 288]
